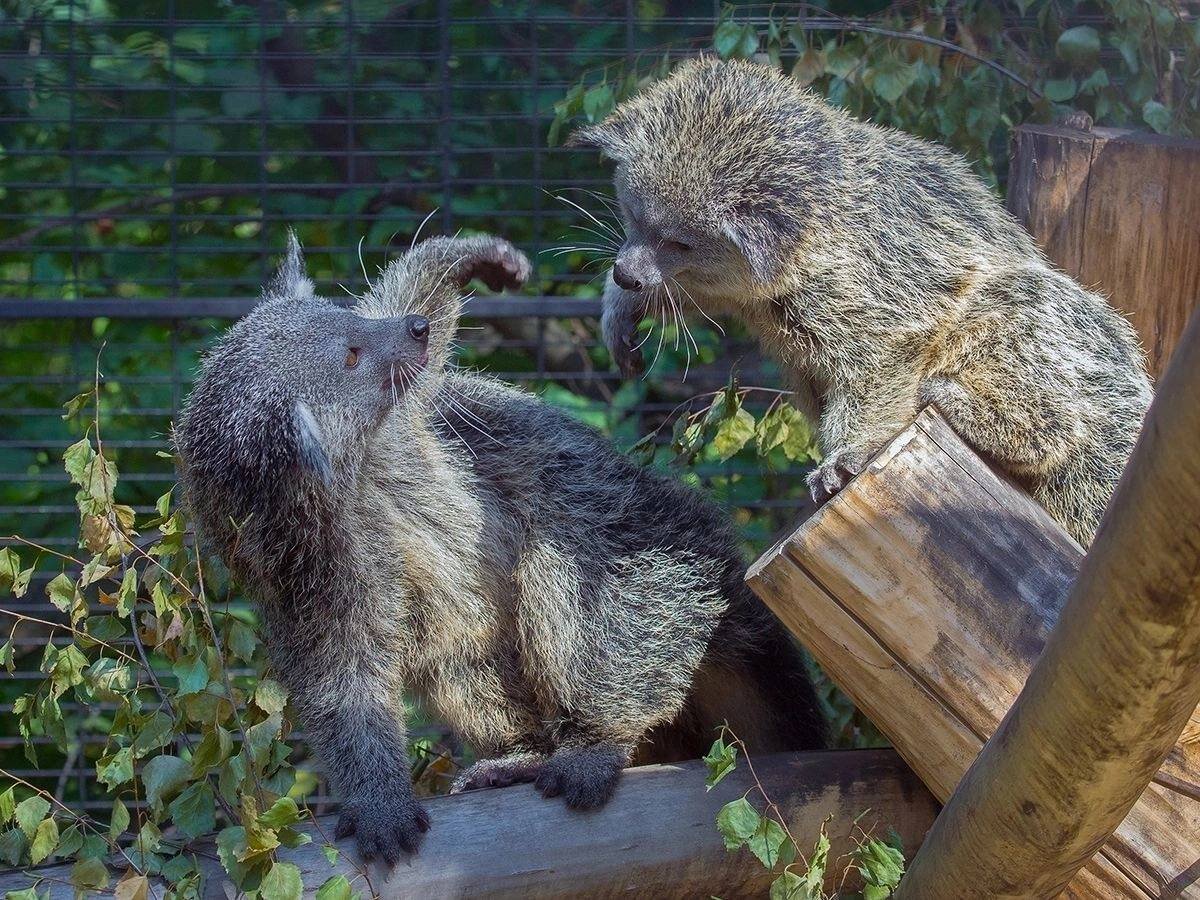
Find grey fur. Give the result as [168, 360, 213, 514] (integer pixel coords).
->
[175, 233, 823, 863]
[572, 58, 1153, 545]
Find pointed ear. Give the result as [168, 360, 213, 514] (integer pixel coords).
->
[721, 211, 797, 286]
[292, 400, 332, 485]
[565, 124, 628, 162]
[266, 229, 315, 301]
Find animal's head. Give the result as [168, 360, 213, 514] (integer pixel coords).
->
[567, 58, 842, 300]
[176, 232, 431, 504]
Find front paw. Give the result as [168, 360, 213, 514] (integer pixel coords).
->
[534, 743, 627, 811]
[601, 280, 646, 379]
[335, 794, 430, 864]
[449, 753, 545, 794]
[457, 237, 531, 292]
[806, 447, 870, 502]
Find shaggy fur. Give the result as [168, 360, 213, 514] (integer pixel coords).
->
[175, 232, 824, 864]
[571, 57, 1153, 545]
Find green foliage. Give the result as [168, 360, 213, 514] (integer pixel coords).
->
[551, 1, 1200, 186]
[0, 397, 373, 896]
[705, 726, 907, 898]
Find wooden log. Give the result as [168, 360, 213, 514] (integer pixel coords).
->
[0, 751, 938, 900]
[747, 406, 1200, 898]
[1008, 123, 1200, 377]
[895, 304, 1200, 897]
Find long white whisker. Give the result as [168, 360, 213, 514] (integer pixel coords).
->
[358, 236, 373, 290]
[670, 274, 725, 337]
[410, 207, 439, 253]
[549, 191, 625, 241]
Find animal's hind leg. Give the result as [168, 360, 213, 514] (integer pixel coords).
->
[450, 750, 548, 794]
[918, 374, 1077, 476]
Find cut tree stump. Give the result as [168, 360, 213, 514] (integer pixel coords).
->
[0, 751, 938, 899]
[1008, 124, 1200, 377]
[747, 406, 1200, 898]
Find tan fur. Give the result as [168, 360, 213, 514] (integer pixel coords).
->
[574, 58, 1153, 545]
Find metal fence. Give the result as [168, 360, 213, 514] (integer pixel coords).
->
[0, 1, 817, 814]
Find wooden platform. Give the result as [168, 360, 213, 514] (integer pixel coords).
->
[747, 407, 1200, 898]
[0, 751, 937, 899]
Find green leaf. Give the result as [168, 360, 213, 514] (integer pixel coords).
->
[260, 860, 303, 900]
[142, 754, 191, 812]
[254, 678, 288, 715]
[714, 20, 744, 58]
[131, 709, 175, 757]
[703, 736, 738, 790]
[4, 889, 37, 900]
[45, 573, 78, 615]
[1056, 25, 1101, 67]
[747, 816, 791, 869]
[770, 870, 818, 900]
[582, 83, 613, 124]
[63, 438, 95, 485]
[1143, 100, 1171, 134]
[192, 724, 234, 775]
[0, 548, 33, 597]
[30, 816, 59, 864]
[322, 844, 340, 865]
[71, 856, 111, 892]
[855, 837, 906, 893]
[109, 798, 130, 841]
[97, 747, 135, 789]
[865, 55, 917, 103]
[798, 827, 831, 896]
[0, 788, 13, 824]
[1042, 77, 1078, 102]
[14, 796, 50, 841]
[316, 874, 352, 900]
[117, 566, 138, 618]
[245, 711, 283, 766]
[0, 828, 24, 866]
[0, 640, 12, 674]
[716, 797, 761, 851]
[56, 822, 84, 858]
[169, 781, 217, 839]
[258, 796, 302, 829]
[172, 654, 209, 696]
[713, 407, 756, 461]
[227, 618, 258, 663]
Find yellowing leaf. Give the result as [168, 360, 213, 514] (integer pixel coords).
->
[260, 860, 303, 900]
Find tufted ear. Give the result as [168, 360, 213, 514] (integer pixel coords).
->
[266, 229, 315, 301]
[721, 210, 797, 287]
[565, 123, 629, 163]
[292, 400, 332, 485]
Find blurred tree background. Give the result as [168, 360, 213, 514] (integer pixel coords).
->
[0, 0, 1196, 872]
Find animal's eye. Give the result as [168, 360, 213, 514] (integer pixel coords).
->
[667, 240, 691, 253]
[344, 347, 360, 369]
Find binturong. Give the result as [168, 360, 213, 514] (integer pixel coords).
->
[570, 57, 1153, 546]
[174, 231, 824, 865]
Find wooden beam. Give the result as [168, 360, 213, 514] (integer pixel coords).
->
[1008, 124, 1200, 377]
[893, 307, 1200, 896]
[0, 751, 938, 899]
[747, 403, 1200, 897]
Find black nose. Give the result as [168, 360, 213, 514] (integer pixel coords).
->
[406, 315, 430, 344]
[612, 262, 644, 293]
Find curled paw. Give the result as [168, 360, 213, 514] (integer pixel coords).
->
[601, 280, 647, 379]
[335, 794, 430, 865]
[456, 237, 531, 292]
[449, 753, 545, 794]
[534, 744, 627, 811]
[806, 447, 871, 502]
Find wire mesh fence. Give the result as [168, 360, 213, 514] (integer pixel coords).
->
[0, 1, 819, 816]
